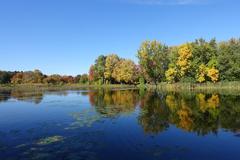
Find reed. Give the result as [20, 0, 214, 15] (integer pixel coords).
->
[146, 81, 240, 93]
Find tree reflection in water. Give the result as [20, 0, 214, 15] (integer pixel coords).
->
[88, 89, 240, 136]
[0, 90, 43, 104]
[138, 92, 169, 134]
[1, 89, 240, 136]
[88, 89, 139, 117]
[1, 89, 240, 160]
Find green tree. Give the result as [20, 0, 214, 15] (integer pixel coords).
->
[79, 74, 89, 84]
[94, 55, 106, 83]
[137, 40, 169, 85]
[191, 39, 218, 82]
[0, 71, 15, 84]
[217, 38, 240, 81]
[165, 47, 178, 83]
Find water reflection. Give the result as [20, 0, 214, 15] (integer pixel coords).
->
[0, 90, 71, 104]
[87, 90, 240, 136]
[1, 89, 240, 136]
[1, 89, 240, 159]
[89, 89, 139, 117]
[0, 90, 44, 104]
[139, 92, 169, 134]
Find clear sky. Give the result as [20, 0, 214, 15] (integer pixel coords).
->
[0, 0, 239, 75]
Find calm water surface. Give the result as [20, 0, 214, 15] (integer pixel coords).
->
[0, 89, 240, 160]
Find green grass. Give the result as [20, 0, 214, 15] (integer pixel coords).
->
[0, 83, 137, 92]
[1, 82, 240, 93]
[144, 81, 240, 95]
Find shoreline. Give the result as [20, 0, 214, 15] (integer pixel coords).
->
[0, 84, 137, 92]
[0, 82, 240, 92]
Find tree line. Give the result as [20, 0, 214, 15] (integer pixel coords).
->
[0, 38, 240, 85]
[90, 38, 240, 85]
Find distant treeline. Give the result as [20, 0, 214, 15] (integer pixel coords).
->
[0, 70, 88, 85]
[1, 38, 240, 85]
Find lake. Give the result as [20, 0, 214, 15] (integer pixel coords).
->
[0, 89, 240, 160]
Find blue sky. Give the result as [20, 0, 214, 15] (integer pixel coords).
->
[0, 0, 239, 75]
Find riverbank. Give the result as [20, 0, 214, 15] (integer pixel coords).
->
[153, 81, 240, 91]
[143, 81, 240, 96]
[1, 82, 240, 92]
[0, 84, 137, 92]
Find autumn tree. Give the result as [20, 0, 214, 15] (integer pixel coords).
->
[88, 65, 95, 83]
[104, 54, 120, 84]
[11, 70, 44, 84]
[176, 43, 193, 79]
[207, 67, 219, 83]
[11, 72, 23, 84]
[196, 64, 207, 83]
[61, 76, 74, 84]
[32, 69, 44, 83]
[43, 74, 62, 85]
[0, 71, 16, 84]
[112, 59, 137, 84]
[137, 40, 169, 85]
[165, 67, 177, 83]
[191, 39, 218, 82]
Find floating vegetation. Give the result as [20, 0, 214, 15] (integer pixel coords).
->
[37, 136, 64, 145]
[66, 108, 102, 129]
[15, 143, 29, 149]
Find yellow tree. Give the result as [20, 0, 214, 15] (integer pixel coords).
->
[207, 67, 219, 83]
[165, 67, 177, 83]
[112, 59, 136, 84]
[104, 54, 120, 83]
[196, 64, 207, 83]
[177, 44, 192, 77]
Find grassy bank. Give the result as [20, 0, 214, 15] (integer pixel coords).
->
[144, 81, 240, 94]
[0, 84, 137, 92]
[1, 82, 240, 93]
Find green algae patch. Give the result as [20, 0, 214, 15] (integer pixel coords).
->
[37, 136, 64, 145]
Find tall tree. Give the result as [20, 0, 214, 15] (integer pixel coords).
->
[217, 38, 240, 81]
[33, 69, 44, 83]
[177, 43, 193, 79]
[0, 71, 16, 84]
[112, 59, 136, 84]
[104, 54, 120, 83]
[137, 40, 169, 85]
[89, 65, 95, 83]
[94, 55, 106, 84]
[191, 39, 218, 82]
